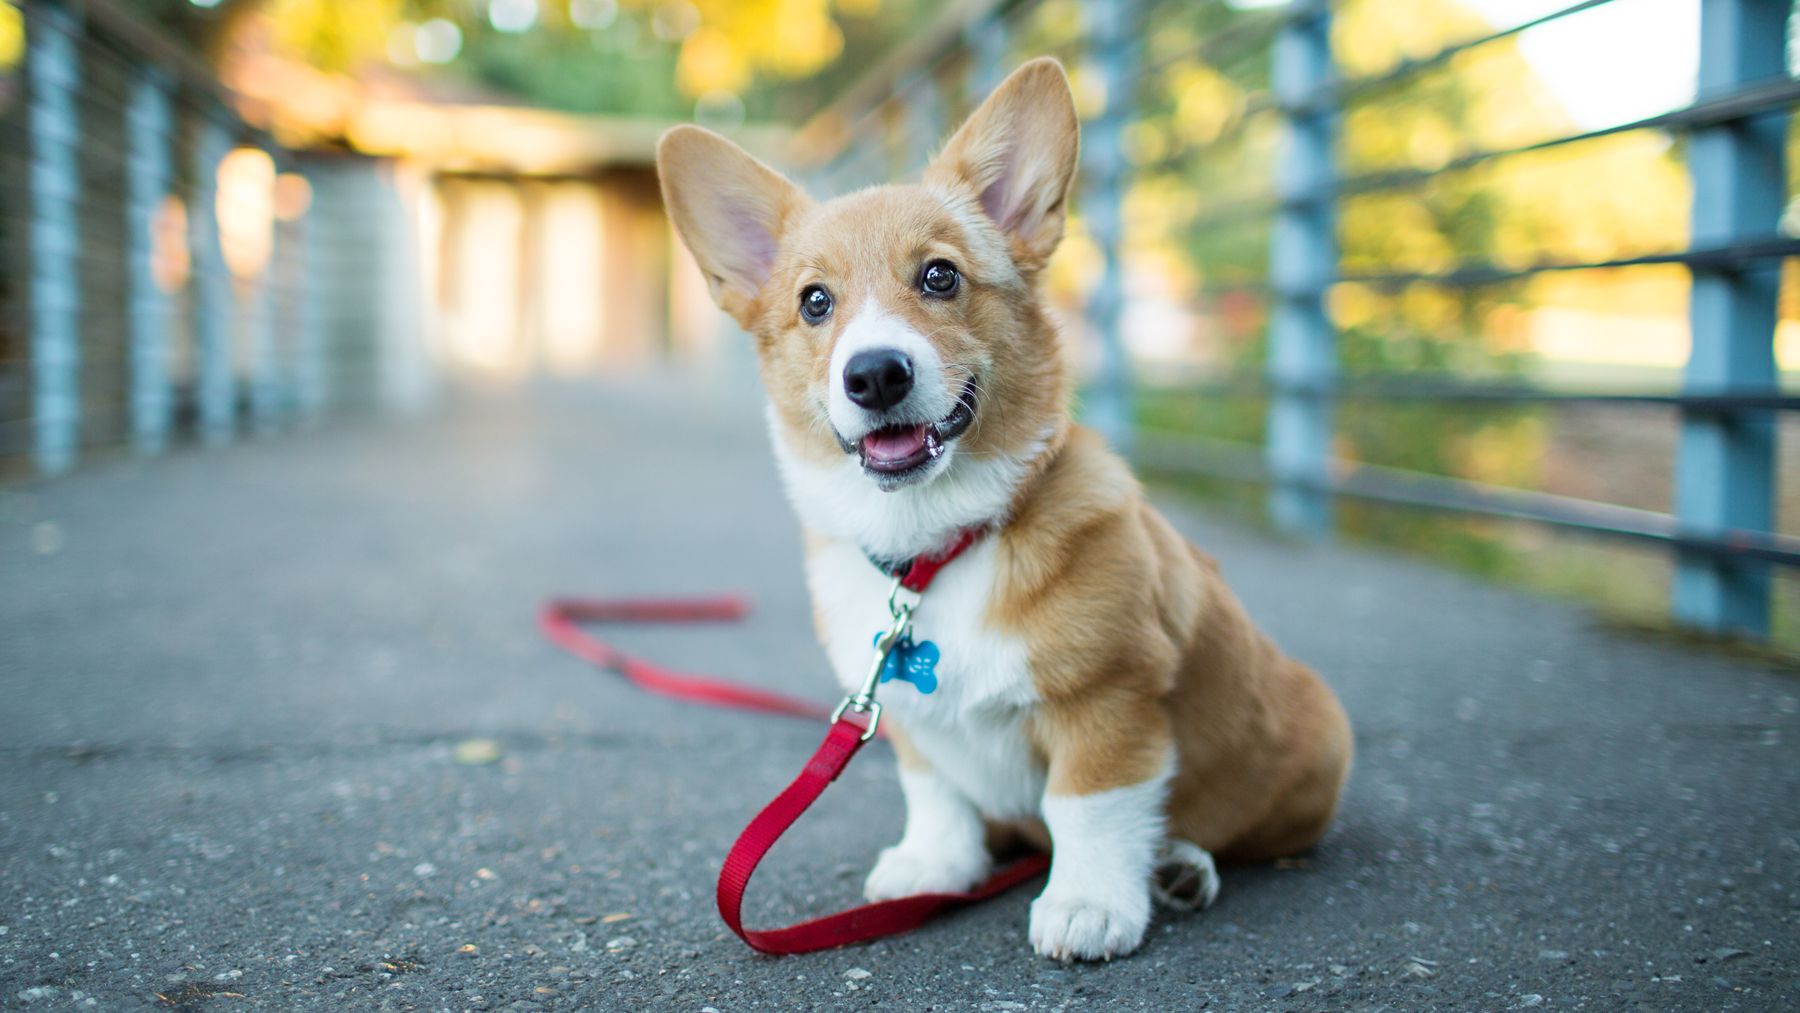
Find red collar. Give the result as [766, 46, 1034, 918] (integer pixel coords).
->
[870, 527, 985, 593]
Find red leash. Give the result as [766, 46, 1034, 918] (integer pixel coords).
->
[538, 530, 1050, 955]
[539, 595, 824, 721]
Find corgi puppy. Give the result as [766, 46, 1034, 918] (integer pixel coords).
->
[656, 57, 1352, 961]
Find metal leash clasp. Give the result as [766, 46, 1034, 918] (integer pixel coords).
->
[829, 575, 918, 741]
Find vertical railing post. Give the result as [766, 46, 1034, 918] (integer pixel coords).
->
[1265, 1, 1337, 536]
[127, 65, 174, 455]
[1080, 0, 1138, 454]
[26, 1, 83, 475]
[189, 112, 235, 446]
[1672, 0, 1788, 638]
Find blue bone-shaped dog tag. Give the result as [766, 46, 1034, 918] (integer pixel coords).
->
[872, 631, 940, 695]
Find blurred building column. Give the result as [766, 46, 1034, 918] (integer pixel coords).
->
[248, 148, 281, 435]
[189, 112, 235, 446]
[1265, 0, 1337, 537]
[818, 150, 846, 195]
[1672, 0, 1787, 637]
[964, 8, 1010, 102]
[852, 130, 884, 189]
[1079, 0, 1139, 453]
[378, 163, 434, 414]
[26, 1, 83, 475]
[127, 65, 175, 455]
[898, 69, 944, 176]
[286, 172, 327, 422]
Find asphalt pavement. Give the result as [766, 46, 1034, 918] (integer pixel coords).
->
[2, 374, 1797, 1011]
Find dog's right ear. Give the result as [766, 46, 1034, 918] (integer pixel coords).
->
[657, 125, 810, 327]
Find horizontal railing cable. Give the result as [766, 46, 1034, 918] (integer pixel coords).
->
[1129, 0, 1618, 162]
[1332, 75, 1800, 200]
[1186, 236, 1800, 301]
[1331, 235, 1800, 291]
[1161, 16, 1798, 199]
[1160, 74, 1800, 226]
[807, 0, 1044, 165]
[1128, 4, 1286, 89]
[1134, 432, 1800, 568]
[1150, 377, 1800, 412]
[1292, 0, 1618, 115]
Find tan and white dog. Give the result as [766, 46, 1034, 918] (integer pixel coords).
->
[656, 58, 1352, 961]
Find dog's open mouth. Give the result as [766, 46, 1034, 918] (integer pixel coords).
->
[857, 383, 978, 476]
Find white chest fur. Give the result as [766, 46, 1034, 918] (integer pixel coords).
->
[806, 537, 1045, 821]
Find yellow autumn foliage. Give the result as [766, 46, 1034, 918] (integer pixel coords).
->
[258, 0, 874, 98]
[671, 0, 851, 96]
[0, 1, 22, 73]
[264, 0, 409, 73]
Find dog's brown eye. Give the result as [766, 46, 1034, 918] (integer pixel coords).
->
[800, 285, 833, 324]
[920, 260, 959, 297]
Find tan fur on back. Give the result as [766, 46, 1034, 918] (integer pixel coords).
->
[1002, 429, 1353, 860]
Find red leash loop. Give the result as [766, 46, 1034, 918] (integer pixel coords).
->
[715, 716, 1050, 954]
[540, 571, 1049, 955]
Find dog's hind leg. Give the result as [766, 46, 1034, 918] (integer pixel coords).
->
[1150, 839, 1220, 912]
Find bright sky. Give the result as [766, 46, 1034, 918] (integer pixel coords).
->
[1226, 0, 1708, 130]
[1463, 0, 1700, 130]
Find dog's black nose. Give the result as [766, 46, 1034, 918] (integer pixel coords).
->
[843, 349, 915, 411]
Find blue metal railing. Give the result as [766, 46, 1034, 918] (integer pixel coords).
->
[799, 0, 1798, 640]
[1676, 0, 1789, 634]
[2, 0, 417, 480]
[1266, 0, 1336, 535]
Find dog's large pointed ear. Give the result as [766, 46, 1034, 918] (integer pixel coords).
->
[657, 125, 810, 326]
[925, 57, 1080, 272]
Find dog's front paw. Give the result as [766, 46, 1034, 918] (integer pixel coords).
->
[863, 844, 990, 901]
[1028, 887, 1150, 961]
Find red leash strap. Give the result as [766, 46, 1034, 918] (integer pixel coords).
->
[538, 596, 826, 721]
[540, 551, 1051, 954]
[716, 717, 1050, 954]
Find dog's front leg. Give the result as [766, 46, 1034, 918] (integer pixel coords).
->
[863, 731, 991, 901]
[1029, 697, 1172, 961]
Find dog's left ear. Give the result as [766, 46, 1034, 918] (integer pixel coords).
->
[925, 57, 1080, 272]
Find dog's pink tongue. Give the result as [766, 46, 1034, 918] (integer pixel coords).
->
[861, 424, 929, 463]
